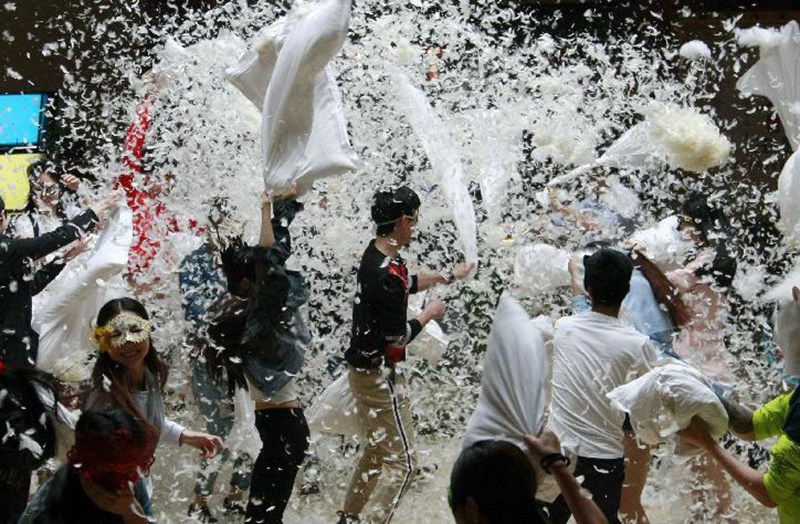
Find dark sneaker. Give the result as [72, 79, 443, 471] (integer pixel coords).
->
[416, 462, 438, 482]
[300, 479, 321, 495]
[222, 496, 247, 517]
[188, 503, 218, 523]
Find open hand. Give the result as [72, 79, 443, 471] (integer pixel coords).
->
[90, 194, 119, 221]
[452, 261, 476, 281]
[61, 237, 91, 262]
[423, 298, 446, 322]
[180, 430, 225, 458]
[62, 174, 81, 192]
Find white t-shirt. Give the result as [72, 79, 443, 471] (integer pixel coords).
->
[549, 311, 657, 459]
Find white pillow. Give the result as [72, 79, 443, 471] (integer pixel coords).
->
[463, 291, 552, 449]
[607, 363, 728, 455]
[226, 0, 358, 194]
[306, 373, 362, 437]
[774, 287, 800, 377]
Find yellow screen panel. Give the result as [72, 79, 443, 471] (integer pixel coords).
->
[0, 152, 41, 211]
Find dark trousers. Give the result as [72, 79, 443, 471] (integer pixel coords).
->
[541, 456, 625, 524]
[0, 466, 31, 524]
[245, 408, 309, 524]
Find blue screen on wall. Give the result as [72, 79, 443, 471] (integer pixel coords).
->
[0, 93, 48, 149]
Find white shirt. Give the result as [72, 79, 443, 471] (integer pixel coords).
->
[549, 311, 658, 459]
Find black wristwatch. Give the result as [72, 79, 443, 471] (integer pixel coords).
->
[540, 453, 571, 474]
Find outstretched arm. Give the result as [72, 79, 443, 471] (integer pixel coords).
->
[719, 395, 755, 440]
[678, 416, 776, 508]
[415, 262, 475, 291]
[258, 193, 274, 248]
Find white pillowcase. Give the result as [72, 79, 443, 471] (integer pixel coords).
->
[226, 0, 358, 194]
[607, 363, 729, 455]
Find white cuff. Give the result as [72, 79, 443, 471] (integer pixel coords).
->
[162, 417, 186, 447]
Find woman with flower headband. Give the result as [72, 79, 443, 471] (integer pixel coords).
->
[83, 297, 225, 515]
[20, 408, 157, 524]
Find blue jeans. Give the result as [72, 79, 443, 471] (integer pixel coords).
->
[191, 360, 251, 496]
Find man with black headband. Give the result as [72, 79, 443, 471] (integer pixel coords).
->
[339, 186, 473, 523]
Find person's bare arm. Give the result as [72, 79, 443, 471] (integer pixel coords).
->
[415, 262, 475, 291]
[678, 416, 776, 508]
[524, 432, 608, 524]
[258, 193, 274, 247]
[718, 396, 756, 440]
[620, 432, 651, 524]
[549, 465, 610, 524]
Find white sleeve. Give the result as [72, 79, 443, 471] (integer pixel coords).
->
[161, 416, 186, 447]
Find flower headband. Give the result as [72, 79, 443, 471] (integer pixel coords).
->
[90, 313, 152, 352]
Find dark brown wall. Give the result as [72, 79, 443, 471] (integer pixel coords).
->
[1, 1, 797, 186]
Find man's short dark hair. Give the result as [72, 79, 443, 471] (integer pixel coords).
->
[583, 248, 633, 307]
[371, 186, 420, 236]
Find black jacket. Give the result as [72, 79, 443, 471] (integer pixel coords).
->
[345, 241, 421, 368]
[0, 209, 97, 367]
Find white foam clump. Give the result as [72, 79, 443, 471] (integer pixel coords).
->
[733, 263, 768, 302]
[513, 244, 571, 294]
[599, 176, 640, 220]
[735, 26, 788, 50]
[629, 215, 688, 267]
[393, 39, 418, 65]
[647, 106, 732, 172]
[763, 260, 800, 302]
[679, 40, 711, 60]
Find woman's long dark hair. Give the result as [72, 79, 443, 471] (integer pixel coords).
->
[682, 192, 737, 289]
[25, 160, 69, 220]
[449, 440, 545, 524]
[203, 237, 257, 397]
[0, 366, 63, 471]
[89, 297, 169, 422]
[632, 250, 692, 328]
[203, 296, 249, 398]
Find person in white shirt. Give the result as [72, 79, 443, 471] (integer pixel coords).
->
[543, 248, 658, 524]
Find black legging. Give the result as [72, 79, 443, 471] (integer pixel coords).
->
[246, 408, 309, 524]
[541, 456, 625, 524]
[0, 465, 31, 524]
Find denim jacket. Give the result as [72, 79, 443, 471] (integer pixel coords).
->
[240, 199, 310, 398]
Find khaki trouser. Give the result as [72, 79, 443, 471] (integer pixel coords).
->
[343, 365, 416, 523]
